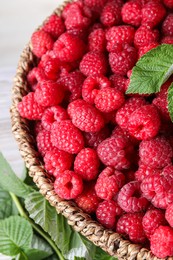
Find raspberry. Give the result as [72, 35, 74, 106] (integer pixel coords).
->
[135, 162, 161, 182]
[94, 87, 125, 113]
[116, 213, 146, 243]
[95, 167, 125, 200]
[106, 25, 135, 52]
[84, 0, 107, 10]
[150, 226, 173, 258]
[166, 203, 173, 227]
[67, 99, 105, 132]
[79, 51, 108, 77]
[117, 181, 149, 213]
[31, 30, 54, 58]
[43, 14, 65, 39]
[74, 148, 100, 181]
[163, 0, 173, 9]
[162, 14, 173, 36]
[34, 121, 44, 136]
[88, 28, 106, 52]
[161, 36, 173, 44]
[141, 2, 166, 28]
[27, 67, 46, 91]
[116, 97, 147, 130]
[96, 200, 123, 229]
[82, 76, 111, 104]
[139, 136, 173, 169]
[34, 81, 64, 107]
[44, 147, 73, 176]
[18, 92, 45, 120]
[84, 126, 111, 149]
[75, 183, 101, 213]
[111, 125, 139, 146]
[54, 170, 83, 200]
[121, 1, 142, 27]
[97, 136, 133, 170]
[51, 120, 84, 154]
[109, 74, 128, 93]
[109, 45, 137, 76]
[134, 25, 159, 48]
[142, 209, 166, 238]
[36, 130, 54, 156]
[127, 105, 161, 140]
[53, 33, 86, 62]
[138, 42, 159, 58]
[41, 106, 68, 131]
[100, 1, 122, 27]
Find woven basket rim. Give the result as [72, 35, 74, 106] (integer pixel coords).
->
[10, 2, 170, 260]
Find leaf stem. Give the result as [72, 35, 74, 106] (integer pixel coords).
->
[10, 192, 64, 260]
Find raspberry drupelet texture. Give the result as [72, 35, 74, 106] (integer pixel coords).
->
[51, 120, 84, 154]
[109, 74, 128, 93]
[121, 1, 142, 27]
[134, 26, 159, 48]
[116, 213, 146, 243]
[67, 99, 105, 132]
[27, 67, 46, 91]
[54, 170, 83, 200]
[43, 14, 65, 39]
[135, 162, 161, 182]
[74, 148, 100, 181]
[84, 126, 111, 149]
[95, 167, 125, 200]
[100, 1, 122, 27]
[138, 42, 159, 58]
[84, 0, 107, 11]
[36, 130, 54, 156]
[88, 28, 106, 52]
[163, 0, 173, 9]
[166, 203, 173, 227]
[162, 14, 173, 37]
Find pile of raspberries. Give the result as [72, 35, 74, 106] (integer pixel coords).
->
[17, 0, 173, 258]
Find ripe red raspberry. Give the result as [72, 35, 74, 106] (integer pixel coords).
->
[95, 167, 125, 200]
[139, 136, 173, 169]
[79, 52, 108, 77]
[111, 125, 139, 146]
[138, 42, 159, 58]
[97, 136, 134, 170]
[116, 213, 146, 243]
[135, 162, 161, 182]
[34, 81, 64, 107]
[109, 44, 137, 76]
[53, 33, 86, 62]
[84, 0, 107, 10]
[18, 92, 45, 120]
[121, 1, 142, 27]
[36, 130, 54, 156]
[109, 74, 128, 93]
[127, 105, 161, 140]
[116, 97, 147, 130]
[88, 28, 106, 52]
[44, 147, 73, 176]
[82, 76, 111, 104]
[106, 25, 135, 52]
[74, 148, 100, 181]
[43, 14, 65, 39]
[31, 30, 54, 58]
[83, 126, 111, 149]
[51, 120, 84, 154]
[142, 209, 166, 238]
[162, 14, 173, 36]
[150, 226, 173, 258]
[96, 200, 123, 229]
[41, 106, 68, 131]
[134, 25, 159, 48]
[75, 183, 101, 213]
[67, 99, 105, 132]
[27, 67, 46, 91]
[141, 2, 166, 28]
[34, 121, 44, 136]
[94, 87, 125, 113]
[163, 0, 173, 9]
[161, 36, 173, 44]
[117, 181, 149, 213]
[100, 1, 122, 27]
[166, 203, 173, 227]
[54, 170, 83, 200]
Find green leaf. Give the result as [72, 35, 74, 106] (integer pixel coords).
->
[74, 257, 86, 260]
[93, 247, 117, 260]
[0, 185, 13, 219]
[126, 44, 173, 94]
[0, 216, 33, 256]
[168, 83, 173, 122]
[0, 152, 34, 198]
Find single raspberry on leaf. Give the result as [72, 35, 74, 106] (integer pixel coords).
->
[80, 51, 108, 77]
[121, 0, 142, 27]
[100, 1, 122, 27]
[36, 130, 54, 156]
[162, 14, 173, 36]
[134, 25, 159, 48]
[34, 81, 64, 107]
[135, 162, 161, 182]
[150, 226, 173, 258]
[51, 120, 84, 154]
[138, 42, 159, 58]
[84, 126, 111, 149]
[43, 14, 65, 39]
[163, 0, 173, 9]
[95, 167, 125, 200]
[67, 99, 105, 132]
[142, 209, 166, 238]
[44, 147, 73, 176]
[18, 92, 45, 120]
[116, 213, 146, 243]
[74, 148, 100, 181]
[109, 74, 128, 93]
[166, 203, 173, 227]
[94, 87, 125, 113]
[54, 170, 83, 200]
[117, 181, 149, 213]
[31, 30, 54, 58]
[88, 28, 106, 52]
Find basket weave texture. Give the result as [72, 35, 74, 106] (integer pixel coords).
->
[10, 2, 172, 260]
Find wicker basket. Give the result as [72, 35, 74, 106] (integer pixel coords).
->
[10, 2, 170, 260]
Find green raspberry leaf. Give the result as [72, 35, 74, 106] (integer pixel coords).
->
[126, 44, 173, 94]
[168, 83, 173, 122]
